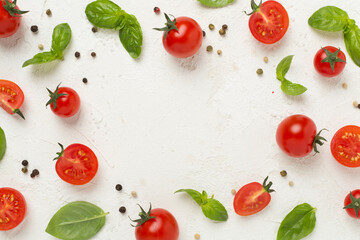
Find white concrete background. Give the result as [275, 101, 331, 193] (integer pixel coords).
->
[0, 0, 360, 239]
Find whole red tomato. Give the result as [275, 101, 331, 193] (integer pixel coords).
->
[276, 115, 326, 157]
[131, 205, 179, 240]
[0, 187, 26, 231]
[46, 83, 80, 118]
[344, 190, 360, 219]
[314, 46, 346, 77]
[155, 13, 203, 58]
[0, 0, 28, 38]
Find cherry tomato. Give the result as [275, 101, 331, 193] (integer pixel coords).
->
[0, 187, 26, 231]
[314, 46, 346, 77]
[276, 114, 326, 158]
[155, 13, 203, 58]
[344, 190, 360, 219]
[233, 177, 274, 216]
[331, 125, 360, 168]
[0, 79, 25, 119]
[46, 84, 80, 118]
[0, 0, 28, 38]
[132, 205, 179, 240]
[54, 143, 98, 185]
[247, 0, 289, 44]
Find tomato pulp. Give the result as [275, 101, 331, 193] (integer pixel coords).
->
[0, 188, 26, 231]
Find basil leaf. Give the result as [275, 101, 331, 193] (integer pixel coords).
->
[197, 0, 234, 8]
[175, 189, 203, 205]
[85, 0, 125, 29]
[22, 51, 59, 68]
[277, 203, 316, 240]
[308, 6, 349, 32]
[276, 55, 294, 81]
[201, 198, 228, 221]
[51, 23, 72, 54]
[0, 127, 6, 161]
[119, 13, 143, 58]
[46, 201, 109, 240]
[344, 22, 360, 67]
[281, 79, 307, 96]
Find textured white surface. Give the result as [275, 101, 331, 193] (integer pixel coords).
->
[1, 0, 360, 239]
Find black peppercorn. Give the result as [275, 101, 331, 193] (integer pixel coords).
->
[32, 169, 39, 176]
[82, 78, 88, 84]
[30, 173, 35, 178]
[222, 24, 228, 30]
[92, 27, 98, 33]
[202, 30, 206, 37]
[91, 52, 96, 57]
[22, 167, 28, 173]
[31, 25, 38, 33]
[119, 206, 126, 213]
[75, 52, 80, 58]
[115, 184, 123, 191]
[154, 7, 160, 14]
[22, 160, 28, 166]
[358, 104, 360, 109]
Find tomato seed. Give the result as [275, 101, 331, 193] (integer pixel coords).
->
[21, 167, 28, 173]
[194, 233, 201, 239]
[46, 9, 52, 16]
[75, 52, 80, 58]
[209, 24, 215, 30]
[280, 170, 287, 177]
[257, 68, 263, 75]
[115, 184, 123, 191]
[154, 7, 160, 14]
[22, 160, 28, 166]
[119, 206, 126, 213]
[30, 25, 38, 33]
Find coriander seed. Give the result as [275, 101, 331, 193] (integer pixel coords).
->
[289, 181, 294, 187]
[217, 50, 222, 55]
[280, 170, 287, 177]
[209, 24, 215, 30]
[194, 233, 200, 239]
[342, 83, 348, 89]
[131, 191, 137, 198]
[38, 44, 44, 50]
[219, 28, 226, 36]
[22, 167, 28, 173]
[46, 9, 52, 16]
[206, 45, 213, 52]
[264, 56, 269, 63]
[353, 101, 359, 108]
[231, 189, 236, 195]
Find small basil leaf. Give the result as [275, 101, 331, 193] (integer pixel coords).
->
[119, 13, 143, 58]
[0, 127, 6, 161]
[281, 79, 307, 96]
[51, 23, 72, 54]
[276, 55, 294, 81]
[308, 6, 349, 32]
[175, 189, 203, 205]
[277, 203, 316, 240]
[85, 0, 125, 29]
[344, 22, 360, 67]
[46, 201, 109, 240]
[22, 51, 59, 68]
[201, 198, 228, 221]
[197, 0, 234, 8]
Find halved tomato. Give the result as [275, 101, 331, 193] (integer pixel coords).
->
[0, 80, 25, 119]
[0, 188, 26, 231]
[331, 125, 360, 167]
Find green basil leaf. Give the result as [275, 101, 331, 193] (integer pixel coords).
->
[46, 201, 109, 240]
[344, 22, 360, 67]
[197, 0, 234, 8]
[277, 203, 316, 240]
[276, 55, 294, 81]
[308, 6, 349, 32]
[201, 198, 228, 221]
[51, 23, 72, 54]
[22, 51, 59, 68]
[119, 13, 143, 58]
[0, 127, 6, 161]
[281, 79, 307, 96]
[175, 189, 203, 205]
[85, 0, 125, 29]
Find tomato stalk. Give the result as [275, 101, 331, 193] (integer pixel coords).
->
[46, 83, 67, 110]
[53, 143, 64, 160]
[2, 0, 28, 17]
[153, 13, 179, 40]
[312, 129, 327, 154]
[262, 176, 275, 193]
[13, 108, 24, 119]
[344, 192, 360, 218]
[130, 204, 156, 227]
[321, 47, 346, 72]
[245, 0, 262, 15]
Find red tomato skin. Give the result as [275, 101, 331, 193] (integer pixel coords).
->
[56, 144, 98, 185]
[331, 125, 360, 168]
[0, 1, 21, 38]
[0, 79, 24, 115]
[314, 46, 346, 77]
[249, 0, 289, 44]
[135, 208, 179, 240]
[233, 182, 271, 216]
[163, 17, 203, 58]
[0, 187, 26, 231]
[50, 87, 80, 118]
[344, 190, 360, 219]
[276, 115, 317, 158]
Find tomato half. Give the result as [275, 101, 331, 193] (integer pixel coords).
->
[47, 84, 80, 118]
[133, 205, 179, 240]
[0, 79, 25, 119]
[54, 143, 98, 185]
[344, 190, 360, 219]
[247, 0, 289, 44]
[314, 46, 346, 77]
[331, 125, 360, 168]
[0, 187, 26, 231]
[234, 177, 274, 216]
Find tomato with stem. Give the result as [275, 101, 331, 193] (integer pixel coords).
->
[46, 83, 80, 118]
[246, 0, 289, 44]
[314, 46, 346, 77]
[0, 187, 26, 231]
[0, 79, 25, 119]
[344, 190, 360, 219]
[0, 0, 28, 38]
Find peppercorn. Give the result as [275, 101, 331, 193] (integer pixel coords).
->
[289, 181, 294, 187]
[194, 233, 200, 239]
[82, 78, 88, 84]
[46, 9, 52, 16]
[202, 30, 206, 37]
[131, 191, 137, 198]
[358, 104, 360, 109]
[21, 167, 28, 173]
[154, 7, 160, 14]
[119, 206, 126, 213]
[342, 83, 348, 89]
[264, 56, 269, 63]
[206, 45, 213, 52]
[257, 68, 263, 75]
[217, 50, 222, 55]
[31, 25, 38, 33]
[22, 160, 28, 166]
[91, 52, 96, 57]
[219, 28, 226, 36]
[222, 24, 228, 30]
[92, 27, 98, 33]
[353, 101, 359, 108]
[115, 184, 122, 191]
[75, 52, 80, 58]
[30, 173, 35, 178]
[38, 44, 44, 50]
[32, 169, 39, 176]
[208, 24, 215, 30]
[231, 189, 236, 195]
[280, 170, 287, 177]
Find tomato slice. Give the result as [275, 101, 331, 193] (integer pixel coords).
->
[55, 144, 98, 185]
[0, 188, 26, 231]
[331, 125, 360, 168]
[248, 0, 289, 44]
[0, 80, 24, 118]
